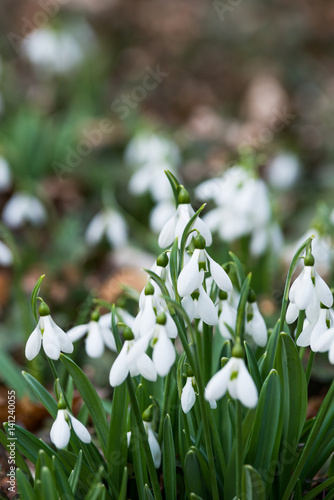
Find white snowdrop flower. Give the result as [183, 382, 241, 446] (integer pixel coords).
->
[25, 302, 73, 361]
[3, 192, 47, 229]
[289, 253, 333, 322]
[158, 187, 212, 249]
[143, 421, 161, 469]
[0, 241, 13, 266]
[109, 327, 157, 387]
[177, 234, 232, 298]
[217, 291, 237, 339]
[266, 153, 301, 190]
[205, 348, 258, 408]
[67, 312, 117, 358]
[245, 294, 268, 347]
[85, 209, 128, 249]
[0, 157, 12, 192]
[22, 28, 83, 75]
[181, 376, 196, 414]
[125, 133, 180, 202]
[127, 313, 176, 377]
[133, 282, 157, 338]
[50, 406, 91, 449]
[250, 223, 283, 257]
[182, 284, 219, 326]
[297, 307, 333, 351]
[286, 230, 333, 276]
[196, 167, 273, 255]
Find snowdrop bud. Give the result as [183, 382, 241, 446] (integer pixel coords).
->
[178, 186, 190, 205]
[91, 310, 100, 322]
[247, 289, 257, 303]
[231, 342, 244, 359]
[194, 234, 206, 250]
[39, 302, 50, 317]
[156, 312, 167, 325]
[123, 326, 134, 341]
[145, 282, 155, 296]
[304, 253, 315, 267]
[181, 377, 196, 413]
[157, 252, 169, 267]
[219, 290, 228, 301]
[142, 405, 154, 422]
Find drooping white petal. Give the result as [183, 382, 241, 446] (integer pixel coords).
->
[145, 423, 161, 468]
[296, 318, 316, 347]
[50, 410, 70, 449]
[165, 313, 178, 339]
[85, 213, 106, 246]
[309, 309, 329, 351]
[99, 313, 112, 328]
[246, 304, 267, 347]
[286, 302, 299, 324]
[69, 415, 91, 443]
[311, 327, 334, 353]
[153, 328, 175, 377]
[126, 334, 151, 367]
[196, 287, 218, 326]
[50, 318, 73, 354]
[205, 362, 231, 401]
[100, 327, 117, 351]
[181, 296, 195, 322]
[306, 294, 321, 323]
[293, 267, 315, 311]
[177, 250, 201, 297]
[137, 353, 158, 382]
[85, 321, 105, 358]
[67, 324, 89, 342]
[42, 316, 61, 360]
[207, 253, 233, 292]
[181, 378, 196, 413]
[158, 211, 178, 248]
[194, 217, 212, 247]
[233, 359, 258, 408]
[105, 211, 128, 248]
[109, 344, 129, 386]
[0, 241, 13, 266]
[175, 204, 192, 243]
[315, 271, 333, 308]
[25, 324, 42, 360]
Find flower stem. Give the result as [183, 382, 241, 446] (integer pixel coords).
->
[282, 380, 334, 500]
[279, 237, 313, 334]
[174, 315, 220, 500]
[236, 400, 243, 500]
[305, 350, 315, 384]
[126, 376, 162, 500]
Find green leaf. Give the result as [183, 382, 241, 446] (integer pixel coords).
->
[260, 320, 280, 380]
[184, 449, 208, 499]
[52, 456, 75, 500]
[246, 370, 283, 494]
[244, 342, 262, 394]
[41, 466, 58, 500]
[163, 414, 176, 500]
[130, 418, 146, 500]
[242, 464, 265, 500]
[0, 429, 32, 476]
[60, 354, 108, 454]
[165, 170, 180, 207]
[4, 423, 54, 463]
[16, 469, 35, 500]
[106, 382, 128, 491]
[235, 273, 252, 341]
[22, 371, 57, 418]
[118, 467, 128, 500]
[274, 333, 307, 493]
[30, 274, 45, 322]
[169, 238, 179, 296]
[144, 484, 155, 500]
[229, 252, 245, 289]
[68, 449, 82, 494]
[0, 353, 27, 398]
[35, 450, 54, 482]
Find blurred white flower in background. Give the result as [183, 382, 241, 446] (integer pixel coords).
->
[266, 152, 301, 191]
[0, 241, 13, 266]
[22, 28, 84, 75]
[196, 166, 281, 256]
[2, 192, 47, 229]
[85, 209, 128, 249]
[125, 132, 181, 232]
[0, 157, 12, 192]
